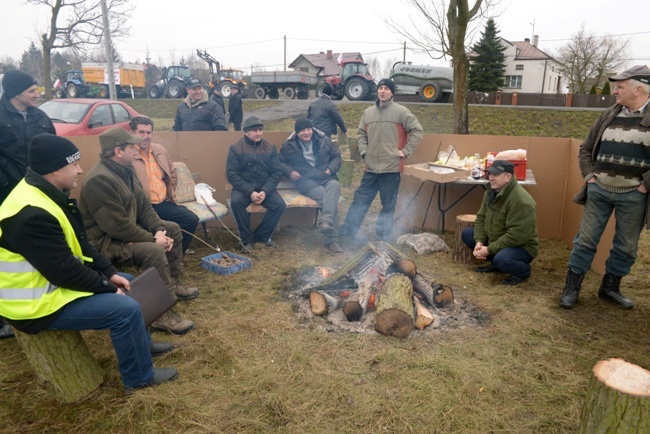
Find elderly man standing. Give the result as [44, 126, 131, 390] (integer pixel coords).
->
[280, 118, 343, 253]
[173, 78, 227, 132]
[226, 115, 285, 253]
[560, 65, 650, 310]
[228, 85, 243, 131]
[307, 83, 348, 139]
[340, 78, 423, 241]
[130, 116, 199, 254]
[79, 127, 198, 335]
[0, 134, 177, 392]
[461, 160, 539, 285]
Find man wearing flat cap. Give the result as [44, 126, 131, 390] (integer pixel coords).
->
[0, 133, 178, 392]
[79, 127, 198, 335]
[228, 85, 243, 131]
[226, 115, 285, 252]
[280, 118, 343, 253]
[461, 160, 539, 285]
[173, 78, 227, 132]
[560, 65, 650, 309]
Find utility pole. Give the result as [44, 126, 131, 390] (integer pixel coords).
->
[403, 42, 406, 62]
[100, 0, 116, 99]
[284, 35, 287, 71]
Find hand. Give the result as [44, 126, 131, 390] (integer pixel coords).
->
[110, 274, 130, 293]
[325, 168, 331, 175]
[290, 170, 302, 181]
[345, 131, 349, 138]
[639, 184, 648, 194]
[587, 176, 597, 183]
[473, 243, 489, 259]
[257, 191, 266, 203]
[154, 230, 174, 252]
[250, 191, 260, 203]
[398, 150, 406, 158]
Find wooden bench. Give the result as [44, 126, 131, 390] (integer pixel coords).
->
[173, 162, 229, 238]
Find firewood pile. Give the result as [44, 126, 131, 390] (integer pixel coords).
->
[286, 242, 489, 338]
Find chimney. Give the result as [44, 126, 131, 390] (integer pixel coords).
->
[326, 50, 333, 59]
[533, 35, 539, 46]
[524, 38, 530, 43]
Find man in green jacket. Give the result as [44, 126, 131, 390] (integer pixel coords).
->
[461, 160, 539, 285]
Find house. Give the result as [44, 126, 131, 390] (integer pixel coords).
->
[288, 50, 364, 78]
[500, 36, 563, 94]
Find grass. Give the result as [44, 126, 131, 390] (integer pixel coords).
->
[1, 100, 644, 434]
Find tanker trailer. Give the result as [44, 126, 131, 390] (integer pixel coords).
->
[389, 61, 453, 103]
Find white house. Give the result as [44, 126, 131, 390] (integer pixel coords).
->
[499, 36, 563, 94]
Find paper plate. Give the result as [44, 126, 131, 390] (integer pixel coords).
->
[428, 167, 456, 174]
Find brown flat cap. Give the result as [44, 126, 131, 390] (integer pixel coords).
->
[608, 65, 650, 84]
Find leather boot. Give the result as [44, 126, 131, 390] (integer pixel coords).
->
[559, 270, 585, 309]
[598, 273, 634, 309]
[171, 277, 200, 301]
[151, 310, 195, 335]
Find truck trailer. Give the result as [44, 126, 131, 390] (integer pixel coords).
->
[389, 61, 453, 103]
[251, 71, 317, 100]
[81, 62, 146, 98]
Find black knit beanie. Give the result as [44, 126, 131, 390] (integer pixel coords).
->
[321, 83, 333, 96]
[29, 134, 81, 175]
[242, 115, 264, 132]
[377, 78, 396, 96]
[2, 70, 38, 99]
[294, 118, 313, 134]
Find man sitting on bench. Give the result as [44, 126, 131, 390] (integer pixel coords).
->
[0, 134, 177, 392]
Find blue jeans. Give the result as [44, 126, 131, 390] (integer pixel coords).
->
[342, 172, 400, 239]
[569, 183, 647, 276]
[462, 228, 534, 278]
[45, 293, 154, 389]
[152, 200, 199, 252]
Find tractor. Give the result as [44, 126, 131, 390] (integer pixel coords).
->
[316, 60, 376, 101]
[148, 65, 192, 99]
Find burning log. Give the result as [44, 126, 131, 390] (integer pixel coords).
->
[412, 274, 435, 307]
[309, 291, 342, 316]
[374, 274, 415, 338]
[413, 297, 436, 330]
[433, 284, 455, 308]
[342, 276, 377, 322]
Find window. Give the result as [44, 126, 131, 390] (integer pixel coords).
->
[504, 75, 523, 89]
[111, 104, 130, 123]
[299, 67, 309, 73]
[89, 104, 113, 128]
[515, 64, 524, 70]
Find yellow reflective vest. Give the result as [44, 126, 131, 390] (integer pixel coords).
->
[0, 180, 94, 320]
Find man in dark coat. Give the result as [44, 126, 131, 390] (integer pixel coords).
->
[226, 115, 285, 252]
[307, 83, 348, 139]
[172, 78, 227, 132]
[228, 85, 243, 131]
[211, 86, 226, 114]
[279, 118, 343, 252]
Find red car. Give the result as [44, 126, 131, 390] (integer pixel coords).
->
[39, 98, 140, 136]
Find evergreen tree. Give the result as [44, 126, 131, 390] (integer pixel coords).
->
[602, 81, 611, 95]
[468, 18, 507, 92]
[20, 42, 44, 83]
[589, 85, 597, 94]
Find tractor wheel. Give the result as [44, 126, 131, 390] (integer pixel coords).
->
[297, 87, 309, 100]
[166, 80, 185, 98]
[55, 88, 65, 98]
[419, 82, 442, 102]
[98, 85, 109, 99]
[67, 83, 79, 98]
[148, 86, 161, 99]
[254, 87, 266, 99]
[220, 82, 232, 98]
[344, 77, 368, 101]
[284, 87, 295, 99]
[316, 84, 328, 97]
[268, 88, 279, 99]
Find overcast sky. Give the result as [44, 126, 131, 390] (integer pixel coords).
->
[1, 0, 648, 76]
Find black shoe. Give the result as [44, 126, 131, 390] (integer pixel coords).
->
[150, 342, 174, 358]
[264, 240, 277, 248]
[125, 368, 178, 394]
[597, 273, 634, 310]
[559, 270, 585, 309]
[0, 324, 15, 339]
[475, 263, 499, 273]
[327, 241, 344, 253]
[319, 222, 336, 237]
[501, 274, 528, 285]
[241, 243, 254, 253]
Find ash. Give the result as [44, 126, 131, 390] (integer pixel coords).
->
[284, 266, 490, 336]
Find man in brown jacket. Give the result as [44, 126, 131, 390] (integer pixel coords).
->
[130, 116, 199, 253]
[79, 127, 198, 335]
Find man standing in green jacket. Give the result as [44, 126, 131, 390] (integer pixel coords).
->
[340, 78, 423, 241]
[461, 160, 539, 285]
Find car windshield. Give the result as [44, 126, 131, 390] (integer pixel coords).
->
[40, 101, 91, 123]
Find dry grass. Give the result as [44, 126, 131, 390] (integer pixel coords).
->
[1, 102, 647, 433]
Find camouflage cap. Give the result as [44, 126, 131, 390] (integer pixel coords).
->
[99, 127, 143, 153]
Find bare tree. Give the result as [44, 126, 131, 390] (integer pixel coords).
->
[555, 24, 629, 94]
[28, 0, 134, 99]
[386, 0, 497, 134]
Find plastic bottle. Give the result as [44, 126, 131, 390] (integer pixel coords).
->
[472, 153, 482, 179]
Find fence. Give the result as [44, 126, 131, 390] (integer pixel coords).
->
[467, 91, 616, 109]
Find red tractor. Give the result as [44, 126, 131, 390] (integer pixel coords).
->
[317, 60, 377, 101]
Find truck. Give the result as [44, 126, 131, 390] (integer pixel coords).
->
[251, 71, 317, 100]
[389, 61, 453, 103]
[196, 50, 247, 98]
[81, 62, 146, 98]
[148, 65, 193, 99]
[316, 59, 377, 101]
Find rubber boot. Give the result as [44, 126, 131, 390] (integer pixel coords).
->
[597, 273, 633, 309]
[559, 270, 585, 309]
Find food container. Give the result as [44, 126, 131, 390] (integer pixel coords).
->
[201, 252, 252, 276]
[485, 152, 527, 181]
[404, 162, 471, 183]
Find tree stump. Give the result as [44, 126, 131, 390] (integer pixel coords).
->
[374, 274, 414, 338]
[578, 358, 650, 433]
[15, 329, 104, 403]
[454, 214, 481, 265]
[339, 159, 354, 188]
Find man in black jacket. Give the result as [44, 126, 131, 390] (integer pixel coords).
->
[0, 134, 177, 392]
[307, 83, 348, 139]
[279, 118, 343, 253]
[226, 115, 285, 252]
[228, 85, 243, 131]
[172, 78, 227, 131]
[211, 86, 226, 114]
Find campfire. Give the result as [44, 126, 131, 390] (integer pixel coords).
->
[286, 242, 489, 337]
